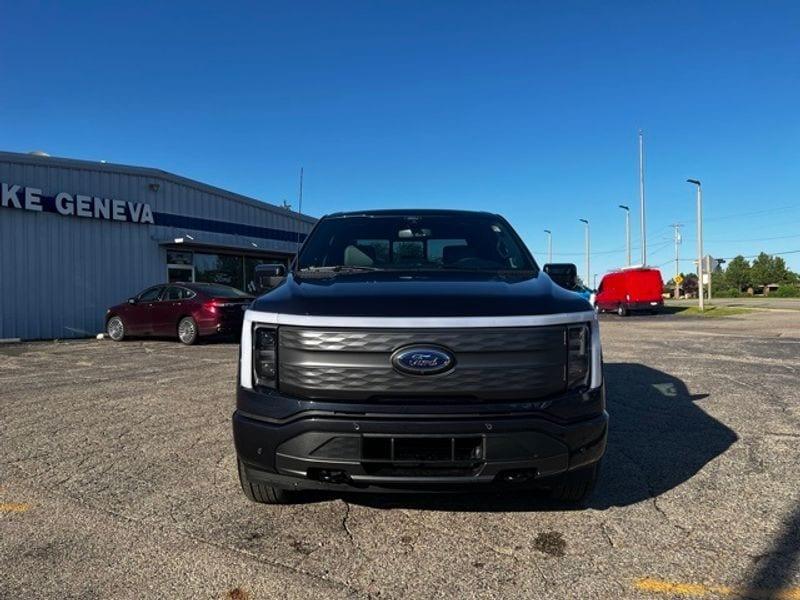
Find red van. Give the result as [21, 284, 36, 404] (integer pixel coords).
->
[595, 267, 664, 316]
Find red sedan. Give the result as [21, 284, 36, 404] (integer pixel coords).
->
[105, 283, 253, 344]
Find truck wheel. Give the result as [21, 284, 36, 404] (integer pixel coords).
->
[106, 316, 126, 341]
[237, 458, 296, 504]
[548, 461, 600, 504]
[617, 305, 628, 317]
[177, 317, 198, 345]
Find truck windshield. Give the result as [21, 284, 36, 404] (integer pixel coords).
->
[297, 214, 536, 272]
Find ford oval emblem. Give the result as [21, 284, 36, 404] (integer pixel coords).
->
[391, 346, 455, 376]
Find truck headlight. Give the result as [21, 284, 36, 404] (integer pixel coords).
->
[567, 324, 590, 389]
[253, 326, 277, 388]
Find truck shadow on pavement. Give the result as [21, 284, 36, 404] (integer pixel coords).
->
[346, 362, 738, 512]
[589, 362, 737, 509]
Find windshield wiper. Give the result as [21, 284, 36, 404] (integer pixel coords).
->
[297, 265, 382, 273]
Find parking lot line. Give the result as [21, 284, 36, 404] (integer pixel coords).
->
[0, 502, 31, 513]
[634, 577, 800, 599]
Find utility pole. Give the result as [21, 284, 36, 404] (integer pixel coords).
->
[687, 179, 704, 311]
[579, 219, 590, 286]
[671, 223, 682, 298]
[639, 130, 647, 266]
[544, 229, 552, 264]
[619, 205, 631, 266]
[706, 255, 713, 302]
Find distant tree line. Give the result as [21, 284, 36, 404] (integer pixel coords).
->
[666, 252, 799, 298]
[717, 253, 797, 296]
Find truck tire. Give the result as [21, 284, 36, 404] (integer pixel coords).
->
[617, 305, 628, 317]
[237, 458, 296, 504]
[548, 461, 600, 504]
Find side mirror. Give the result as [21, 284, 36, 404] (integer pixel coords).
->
[543, 263, 578, 290]
[567, 274, 577, 289]
[128, 297, 137, 305]
[256, 264, 286, 277]
[254, 264, 287, 295]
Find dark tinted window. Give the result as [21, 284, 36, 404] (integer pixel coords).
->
[165, 286, 194, 301]
[194, 253, 244, 290]
[298, 215, 535, 272]
[192, 284, 252, 298]
[166, 250, 192, 265]
[138, 287, 163, 301]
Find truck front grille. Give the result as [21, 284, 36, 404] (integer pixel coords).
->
[278, 326, 567, 402]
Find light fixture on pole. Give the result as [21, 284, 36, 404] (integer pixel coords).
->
[543, 229, 552, 263]
[686, 179, 704, 311]
[618, 204, 631, 266]
[579, 218, 590, 286]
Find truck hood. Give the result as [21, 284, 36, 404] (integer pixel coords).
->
[249, 271, 591, 317]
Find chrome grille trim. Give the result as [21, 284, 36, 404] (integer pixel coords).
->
[278, 326, 568, 401]
[280, 327, 565, 353]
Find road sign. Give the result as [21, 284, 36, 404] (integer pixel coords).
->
[674, 274, 684, 285]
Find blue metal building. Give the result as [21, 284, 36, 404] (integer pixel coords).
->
[0, 151, 315, 340]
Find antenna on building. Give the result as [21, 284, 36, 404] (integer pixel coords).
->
[296, 167, 304, 247]
[298, 167, 304, 216]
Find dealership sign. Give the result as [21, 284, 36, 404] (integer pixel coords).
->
[1, 182, 155, 224]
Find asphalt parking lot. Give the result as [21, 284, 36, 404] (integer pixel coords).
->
[2, 309, 799, 599]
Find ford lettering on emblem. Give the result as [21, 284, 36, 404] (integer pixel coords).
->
[391, 346, 455, 376]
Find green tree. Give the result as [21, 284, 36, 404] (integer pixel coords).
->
[772, 256, 794, 284]
[750, 252, 776, 287]
[724, 255, 751, 291]
[711, 268, 728, 294]
[682, 273, 699, 297]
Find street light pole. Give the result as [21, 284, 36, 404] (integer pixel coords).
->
[618, 204, 631, 266]
[687, 179, 704, 311]
[544, 229, 552, 264]
[579, 219, 590, 286]
[639, 130, 647, 265]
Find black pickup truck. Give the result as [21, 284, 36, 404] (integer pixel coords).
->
[233, 210, 607, 504]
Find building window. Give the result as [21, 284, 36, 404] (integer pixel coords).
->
[194, 253, 244, 290]
[166, 250, 193, 265]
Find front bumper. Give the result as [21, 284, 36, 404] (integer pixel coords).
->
[233, 385, 608, 492]
[197, 315, 245, 336]
[626, 300, 663, 311]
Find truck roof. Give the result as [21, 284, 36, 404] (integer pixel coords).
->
[323, 209, 498, 218]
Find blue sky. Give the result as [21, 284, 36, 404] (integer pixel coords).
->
[2, 1, 799, 281]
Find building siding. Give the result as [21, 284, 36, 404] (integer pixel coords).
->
[0, 153, 313, 340]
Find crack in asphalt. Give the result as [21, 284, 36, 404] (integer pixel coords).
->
[341, 499, 357, 548]
[7, 462, 366, 598]
[615, 447, 691, 533]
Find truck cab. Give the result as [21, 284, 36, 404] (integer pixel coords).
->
[233, 210, 607, 504]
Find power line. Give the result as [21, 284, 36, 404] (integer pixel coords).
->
[675, 249, 800, 261]
[676, 203, 800, 225]
[703, 232, 800, 244]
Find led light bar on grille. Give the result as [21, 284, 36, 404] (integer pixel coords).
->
[567, 324, 591, 389]
[253, 326, 278, 388]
